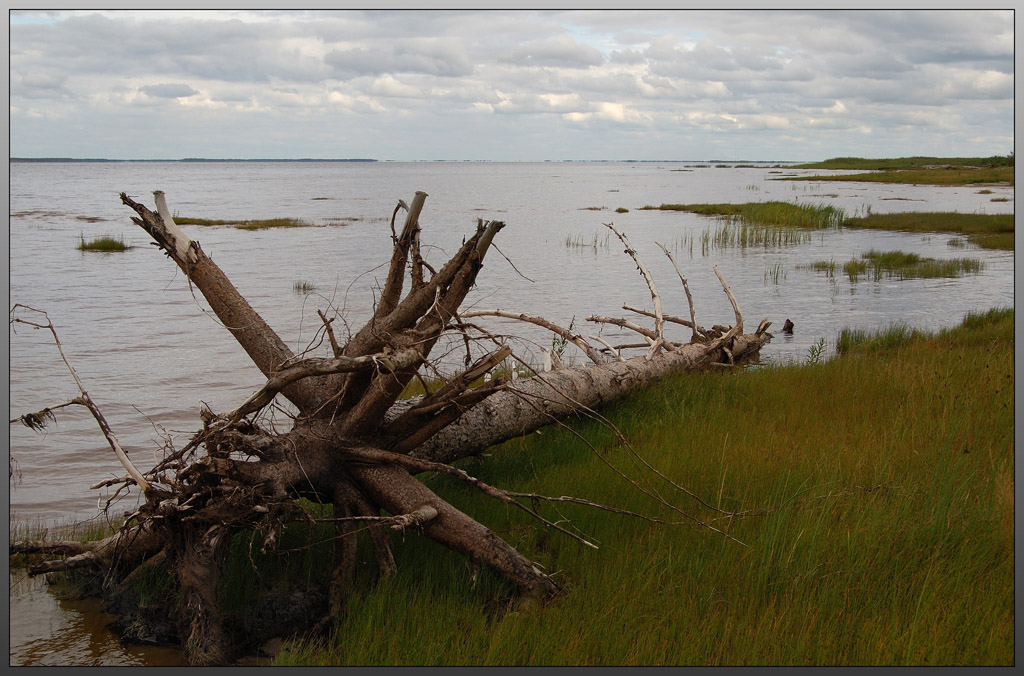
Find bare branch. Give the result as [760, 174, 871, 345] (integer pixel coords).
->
[656, 242, 700, 343]
[604, 223, 665, 347]
[461, 309, 606, 365]
[10, 305, 150, 490]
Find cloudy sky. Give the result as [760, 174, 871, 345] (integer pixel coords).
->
[8, 8, 1015, 161]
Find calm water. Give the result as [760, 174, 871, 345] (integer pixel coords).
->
[7, 160, 1013, 664]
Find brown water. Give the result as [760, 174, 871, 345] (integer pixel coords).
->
[7, 160, 1014, 664]
[8, 572, 187, 666]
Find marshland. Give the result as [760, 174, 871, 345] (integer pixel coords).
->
[9, 158, 1014, 665]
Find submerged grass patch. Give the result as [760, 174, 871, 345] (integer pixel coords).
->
[563, 231, 611, 252]
[639, 201, 845, 230]
[77, 234, 131, 251]
[841, 212, 1014, 251]
[269, 307, 1013, 665]
[174, 216, 313, 230]
[807, 249, 984, 282]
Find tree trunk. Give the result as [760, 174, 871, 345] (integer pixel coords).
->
[12, 189, 772, 665]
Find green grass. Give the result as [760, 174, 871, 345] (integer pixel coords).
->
[792, 156, 1014, 171]
[19, 310, 1013, 665]
[269, 308, 1013, 665]
[841, 212, 1014, 251]
[639, 201, 845, 230]
[785, 157, 1014, 186]
[814, 249, 984, 282]
[788, 167, 1013, 186]
[173, 216, 312, 230]
[77, 234, 131, 251]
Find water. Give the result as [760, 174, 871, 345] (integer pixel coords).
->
[7, 160, 1014, 664]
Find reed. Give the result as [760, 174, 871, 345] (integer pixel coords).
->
[563, 231, 611, 252]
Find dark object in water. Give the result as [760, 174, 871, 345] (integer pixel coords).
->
[782, 319, 794, 334]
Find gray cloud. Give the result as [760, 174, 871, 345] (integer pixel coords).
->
[140, 83, 199, 98]
[7, 9, 1014, 160]
[501, 35, 604, 68]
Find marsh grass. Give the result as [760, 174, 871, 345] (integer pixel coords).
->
[835, 250, 984, 282]
[77, 234, 131, 251]
[640, 202, 842, 255]
[841, 212, 1013, 250]
[19, 310, 1012, 665]
[269, 307, 1013, 665]
[174, 216, 313, 230]
[789, 168, 1013, 186]
[790, 156, 1014, 184]
[563, 231, 611, 252]
[763, 262, 786, 285]
[293, 281, 317, 294]
[792, 156, 1014, 170]
[640, 201, 844, 230]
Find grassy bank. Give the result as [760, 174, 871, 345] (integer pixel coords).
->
[15, 309, 1013, 665]
[787, 156, 1014, 186]
[842, 212, 1014, 250]
[271, 307, 1013, 665]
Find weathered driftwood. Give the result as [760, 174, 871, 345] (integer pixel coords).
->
[11, 189, 771, 665]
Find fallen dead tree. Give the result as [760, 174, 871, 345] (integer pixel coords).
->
[10, 190, 771, 665]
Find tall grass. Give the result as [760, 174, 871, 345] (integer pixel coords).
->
[22, 311, 1012, 665]
[270, 308, 1013, 665]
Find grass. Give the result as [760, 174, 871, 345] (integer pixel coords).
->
[563, 231, 611, 252]
[763, 262, 786, 285]
[787, 156, 1014, 186]
[16, 310, 1013, 666]
[293, 281, 317, 294]
[173, 216, 313, 230]
[806, 249, 984, 282]
[264, 307, 1013, 665]
[841, 212, 1014, 251]
[77, 234, 131, 251]
[792, 156, 1015, 171]
[639, 201, 845, 230]
[639, 202, 842, 255]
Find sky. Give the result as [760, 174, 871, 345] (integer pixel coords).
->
[7, 8, 1016, 162]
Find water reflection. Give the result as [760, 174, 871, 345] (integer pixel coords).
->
[9, 572, 186, 666]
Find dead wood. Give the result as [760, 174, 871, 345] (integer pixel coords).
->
[11, 190, 772, 665]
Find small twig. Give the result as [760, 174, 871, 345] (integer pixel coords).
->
[317, 309, 343, 357]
